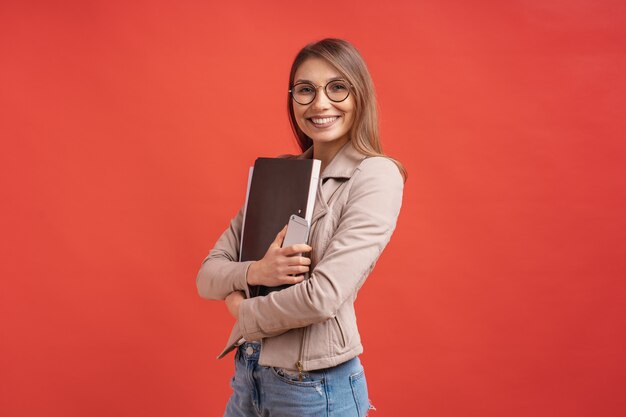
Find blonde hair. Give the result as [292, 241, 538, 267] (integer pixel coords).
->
[287, 38, 407, 182]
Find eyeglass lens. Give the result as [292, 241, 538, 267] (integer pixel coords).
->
[291, 80, 350, 105]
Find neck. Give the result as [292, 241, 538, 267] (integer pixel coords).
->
[313, 137, 350, 172]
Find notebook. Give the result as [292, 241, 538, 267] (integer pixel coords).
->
[239, 157, 321, 297]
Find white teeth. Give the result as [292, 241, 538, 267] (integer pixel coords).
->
[311, 116, 338, 125]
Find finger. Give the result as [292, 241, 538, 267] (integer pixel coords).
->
[226, 290, 245, 300]
[292, 274, 305, 283]
[287, 256, 311, 266]
[273, 225, 288, 246]
[282, 244, 312, 256]
[287, 265, 309, 275]
[279, 274, 305, 284]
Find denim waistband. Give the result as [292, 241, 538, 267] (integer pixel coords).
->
[236, 341, 362, 377]
[238, 341, 262, 360]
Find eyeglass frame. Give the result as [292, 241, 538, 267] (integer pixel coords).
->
[288, 79, 354, 105]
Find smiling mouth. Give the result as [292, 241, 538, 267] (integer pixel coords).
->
[308, 116, 340, 126]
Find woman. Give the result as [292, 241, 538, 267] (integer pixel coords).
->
[197, 38, 407, 417]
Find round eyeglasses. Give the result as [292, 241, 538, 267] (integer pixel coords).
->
[289, 80, 352, 105]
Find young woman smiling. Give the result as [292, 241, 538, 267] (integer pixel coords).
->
[197, 38, 407, 417]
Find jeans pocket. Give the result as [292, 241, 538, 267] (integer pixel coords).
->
[349, 368, 369, 417]
[270, 366, 325, 387]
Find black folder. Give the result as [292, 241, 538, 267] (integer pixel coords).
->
[240, 157, 321, 297]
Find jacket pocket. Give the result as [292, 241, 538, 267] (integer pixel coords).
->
[334, 316, 346, 348]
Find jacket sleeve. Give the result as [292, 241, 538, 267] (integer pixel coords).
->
[237, 157, 404, 341]
[196, 205, 255, 300]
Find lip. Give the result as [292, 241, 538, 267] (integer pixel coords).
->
[306, 115, 341, 129]
[307, 114, 341, 119]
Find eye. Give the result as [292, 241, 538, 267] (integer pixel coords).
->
[329, 81, 348, 91]
[295, 84, 315, 95]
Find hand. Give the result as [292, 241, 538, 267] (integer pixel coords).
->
[246, 224, 313, 287]
[225, 291, 245, 319]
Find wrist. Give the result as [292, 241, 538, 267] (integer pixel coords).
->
[246, 261, 258, 286]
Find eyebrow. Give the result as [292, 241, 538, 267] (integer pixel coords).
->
[294, 76, 345, 84]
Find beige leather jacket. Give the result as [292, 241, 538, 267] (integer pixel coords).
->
[196, 141, 404, 372]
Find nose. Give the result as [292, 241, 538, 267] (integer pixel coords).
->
[309, 86, 331, 110]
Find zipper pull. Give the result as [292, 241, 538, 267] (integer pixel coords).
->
[296, 360, 303, 382]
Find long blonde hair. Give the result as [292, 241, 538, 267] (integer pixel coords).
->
[287, 38, 407, 182]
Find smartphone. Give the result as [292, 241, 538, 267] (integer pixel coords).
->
[281, 214, 310, 251]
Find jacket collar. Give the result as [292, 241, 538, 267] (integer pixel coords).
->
[298, 141, 367, 181]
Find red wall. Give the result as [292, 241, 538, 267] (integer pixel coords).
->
[1, 1, 625, 416]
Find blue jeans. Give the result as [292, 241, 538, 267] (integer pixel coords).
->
[224, 342, 373, 417]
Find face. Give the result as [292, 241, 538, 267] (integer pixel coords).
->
[292, 57, 355, 148]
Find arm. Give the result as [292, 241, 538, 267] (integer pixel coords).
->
[197, 153, 310, 301]
[196, 205, 254, 300]
[196, 205, 313, 301]
[237, 157, 404, 341]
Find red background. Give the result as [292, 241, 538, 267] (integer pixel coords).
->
[1, 1, 625, 416]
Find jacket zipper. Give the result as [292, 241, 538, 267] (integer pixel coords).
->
[296, 204, 324, 381]
[296, 326, 308, 381]
[296, 180, 336, 381]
